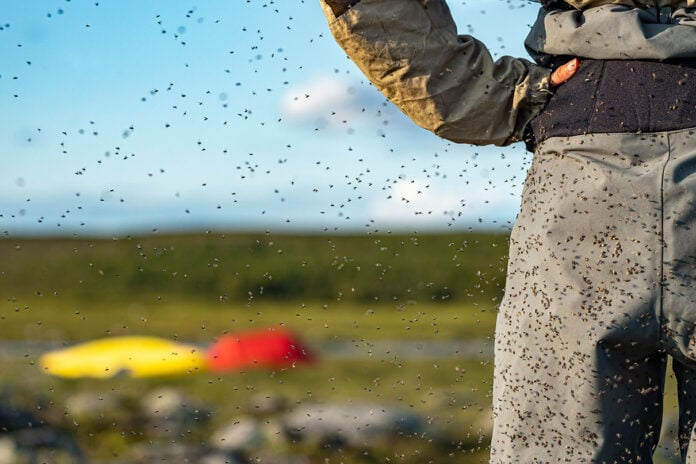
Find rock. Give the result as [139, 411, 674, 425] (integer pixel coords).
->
[0, 429, 86, 464]
[131, 442, 199, 463]
[11, 427, 86, 463]
[64, 391, 123, 422]
[141, 387, 206, 417]
[242, 452, 310, 464]
[210, 415, 264, 451]
[261, 418, 288, 446]
[282, 402, 427, 448]
[0, 395, 42, 430]
[141, 387, 210, 437]
[246, 393, 287, 416]
[131, 442, 245, 464]
[0, 437, 19, 464]
[199, 451, 247, 464]
[0, 394, 85, 464]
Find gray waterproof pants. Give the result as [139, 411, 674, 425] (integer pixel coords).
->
[492, 129, 696, 463]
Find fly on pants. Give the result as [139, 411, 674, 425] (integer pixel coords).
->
[492, 129, 696, 463]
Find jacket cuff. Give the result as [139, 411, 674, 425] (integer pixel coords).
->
[324, 0, 361, 17]
[509, 64, 552, 144]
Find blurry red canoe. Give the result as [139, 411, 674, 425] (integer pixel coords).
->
[207, 328, 314, 372]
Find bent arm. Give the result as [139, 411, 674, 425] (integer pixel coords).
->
[321, 0, 552, 146]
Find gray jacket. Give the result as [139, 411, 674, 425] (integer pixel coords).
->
[321, 0, 696, 146]
[528, 2, 696, 62]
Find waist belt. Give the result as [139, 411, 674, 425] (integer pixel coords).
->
[528, 59, 696, 148]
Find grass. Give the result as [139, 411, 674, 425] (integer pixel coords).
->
[0, 297, 497, 343]
[0, 232, 509, 305]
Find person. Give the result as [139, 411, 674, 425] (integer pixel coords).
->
[320, 0, 696, 462]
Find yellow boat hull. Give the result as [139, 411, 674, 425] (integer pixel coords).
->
[39, 336, 207, 378]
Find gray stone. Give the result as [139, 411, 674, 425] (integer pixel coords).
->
[64, 391, 123, 422]
[210, 415, 264, 451]
[282, 402, 427, 448]
[199, 451, 246, 464]
[246, 393, 287, 416]
[141, 387, 210, 437]
[132, 442, 247, 464]
[0, 437, 20, 464]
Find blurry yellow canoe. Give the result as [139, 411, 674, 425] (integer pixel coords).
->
[39, 336, 207, 378]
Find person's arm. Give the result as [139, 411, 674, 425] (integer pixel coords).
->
[321, 0, 553, 146]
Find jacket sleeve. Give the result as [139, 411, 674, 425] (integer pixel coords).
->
[321, 0, 552, 146]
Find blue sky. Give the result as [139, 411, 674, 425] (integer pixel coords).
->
[1, 0, 541, 236]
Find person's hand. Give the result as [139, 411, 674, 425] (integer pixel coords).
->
[550, 58, 579, 88]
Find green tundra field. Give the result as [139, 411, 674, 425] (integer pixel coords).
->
[0, 232, 682, 463]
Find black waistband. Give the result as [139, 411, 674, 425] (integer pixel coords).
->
[528, 59, 696, 149]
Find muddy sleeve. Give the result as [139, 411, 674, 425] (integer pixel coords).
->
[321, 0, 552, 146]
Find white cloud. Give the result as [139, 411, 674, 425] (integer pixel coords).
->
[279, 74, 415, 134]
[281, 75, 356, 119]
[368, 178, 519, 226]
